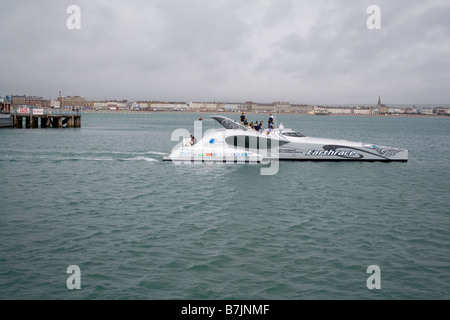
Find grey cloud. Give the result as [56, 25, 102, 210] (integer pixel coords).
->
[1, 0, 449, 104]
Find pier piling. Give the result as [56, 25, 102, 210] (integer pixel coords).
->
[11, 108, 81, 129]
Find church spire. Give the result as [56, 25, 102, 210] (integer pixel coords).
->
[377, 96, 381, 107]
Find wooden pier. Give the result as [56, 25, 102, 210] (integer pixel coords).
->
[11, 107, 81, 128]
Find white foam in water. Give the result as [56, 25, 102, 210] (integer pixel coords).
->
[146, 151, 168, 155]
[123, 156, 158, 162]
[88, 157, 114, 161]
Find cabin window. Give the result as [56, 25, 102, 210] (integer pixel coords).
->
[228, 135, 273, 149]
[282, 132, 305, 137]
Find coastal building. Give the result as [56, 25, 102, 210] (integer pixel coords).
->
[310, 107, 330, 115]
[421, 108, 433, 115]
[11, 95, 26, 107]
[188, 102, 218, 112]
[42, 99, 51, 108]
[84, 100, 94, 109]
[58, 95, 85, 108]
[151, 102, 187, 111]
[135, 101, 149, 110]
[378, 106, 388, 114]
[249, 102, 272, 113]
[290, 104, 311, 114]
[152, 102, 174, 110]
[129, 102, 140, 110]
[25, 96, 43, 107]
[92, 100, 128, 110]
[377, 96, 388, 114]
[0, 96, 12, 113]
[353, 106, 372, 115]
[7, 91, 447, 116]
[224, 103, 240, 112]
[433, 107, 447, 115]
[274, 102, 291, 113]
[204, 103, 219, 112]
[352, 106, 370, 116]
[8, 95, 58, 108]
[244, 101, 290, 113]
[188, 102, 203, 111]
[388, 108, 405, 114]
[327, 106, 353, 115]
[214, 103, 225, 112]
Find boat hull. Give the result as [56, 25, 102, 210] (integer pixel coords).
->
[0, 114, 13, 128]
[164, 115, 408, 162]
[164, 130, 408, 162]
[275, 139, 408, 162]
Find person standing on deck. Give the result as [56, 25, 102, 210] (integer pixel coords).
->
[240, 112, 246, 124]
[268, 113, 274, 125]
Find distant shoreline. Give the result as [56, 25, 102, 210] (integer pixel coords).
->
[80, 109, 450, 118]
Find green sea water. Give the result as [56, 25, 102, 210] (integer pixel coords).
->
[0, 112, 449, 299]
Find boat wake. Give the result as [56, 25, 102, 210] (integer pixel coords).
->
[121, 156, 159, 162]
[145, 151, 168, 155]
[0, 151, 162, 163]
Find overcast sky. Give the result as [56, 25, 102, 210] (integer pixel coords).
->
[1, 0, 449, 105]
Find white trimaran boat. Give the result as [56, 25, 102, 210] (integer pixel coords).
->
[163, 115, 408, 162]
